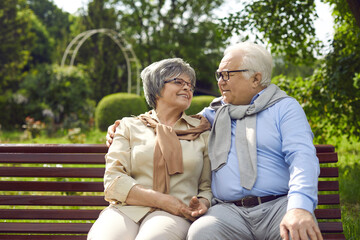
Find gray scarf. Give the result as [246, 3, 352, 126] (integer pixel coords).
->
[208, 84, 289, 190]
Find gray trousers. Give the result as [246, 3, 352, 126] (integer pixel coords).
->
[187, 196, 288, 240]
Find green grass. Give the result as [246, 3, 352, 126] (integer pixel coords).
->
[1, 129, 359, 238]
[329, 136, 360, 239]
[0, 128, 106, 144]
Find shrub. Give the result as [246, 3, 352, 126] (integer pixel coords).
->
[95, 93, 149, 131]
[14, 64, 95, 132]
[186, 95, 216, 115]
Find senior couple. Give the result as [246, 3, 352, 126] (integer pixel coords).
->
[87, 42, 323, 240]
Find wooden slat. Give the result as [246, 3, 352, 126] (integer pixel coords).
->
[0, 167, 104, 178]
[319, 167, 338, 178]
[315, 145, 335, 153]
[0, 222, 92, 234]
[322, 233, 346, 240]
[315, 209, 341, 219]
[318, 194, 340, 205]
[0, 209, 101, 220]
[0, 181, 103, 192]
[318, 222, 344, 233]
[318, 181, 339, 191]
[317, 152, 338, 163]
[0, 195, 107, 206]
[0, 144, 107, 153]
[0, 153, 105, 164]
[0, 235, 87, 240]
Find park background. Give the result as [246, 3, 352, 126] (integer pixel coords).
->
[0, 0, 359, 238]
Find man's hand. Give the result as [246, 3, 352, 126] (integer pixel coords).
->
[280, 208, 323, 240]
[106, 120, 120, 147]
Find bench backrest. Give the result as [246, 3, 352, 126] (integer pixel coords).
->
[315, 145, 345, 239]
[0, 144, 345, 239]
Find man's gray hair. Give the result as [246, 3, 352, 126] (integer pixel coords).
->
[224, 42, 273, 87]
[141, 58, 196, 109]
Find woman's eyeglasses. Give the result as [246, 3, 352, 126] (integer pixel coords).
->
[164, 78, 195, 92]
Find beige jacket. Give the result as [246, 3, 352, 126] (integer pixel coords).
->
[104, 111, 212, 222]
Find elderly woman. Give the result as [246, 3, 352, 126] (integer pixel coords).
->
[87, 58, 212, 240]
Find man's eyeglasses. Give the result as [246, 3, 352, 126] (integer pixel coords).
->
[215, 70, 249, 82]
[164, 78, 195, 92]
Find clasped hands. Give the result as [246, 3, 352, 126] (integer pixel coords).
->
[161, 195, 209, 222]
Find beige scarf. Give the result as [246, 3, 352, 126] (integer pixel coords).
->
[138, 111, 211, 194]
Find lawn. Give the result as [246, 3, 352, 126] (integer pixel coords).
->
[0, 129, 359, 238]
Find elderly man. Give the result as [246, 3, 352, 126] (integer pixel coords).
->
[107, 42, 322, 240]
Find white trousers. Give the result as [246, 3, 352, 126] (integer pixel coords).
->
[87, 206, 191, 240]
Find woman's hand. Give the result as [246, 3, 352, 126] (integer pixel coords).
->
[159, 195, 209, 222]
[156, 194, 192, 217]
[181, 196, 209, 221]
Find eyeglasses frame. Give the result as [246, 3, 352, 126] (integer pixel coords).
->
[164, 78, 195, 92]
[215, 69, 249, 82]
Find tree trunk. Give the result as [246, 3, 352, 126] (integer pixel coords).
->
[346, 0, 360, 27]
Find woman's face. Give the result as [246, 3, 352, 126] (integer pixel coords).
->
[156, 73, 193, 112]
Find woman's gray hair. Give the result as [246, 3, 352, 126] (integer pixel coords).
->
[224, 42, 273, 87]
[141, 58, 196, 109]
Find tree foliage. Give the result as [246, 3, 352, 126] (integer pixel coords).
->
[0, 0, 34, 92]
[69, 0, 130, 102]
[114, 0, 228, 95]
[220, 0, 321, 65]
[28, 0, 72, 63]
[304, 0, 360, 142]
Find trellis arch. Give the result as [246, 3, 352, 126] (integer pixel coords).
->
[61, 28, 141, 95]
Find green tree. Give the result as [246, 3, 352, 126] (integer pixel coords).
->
[0, 0, 34, 92]
[220, 0, 360, 141]
[73, 0, 128, 102]
[113, 0, 228, 95]
[220, 0, 321, 65]
[27, 0, 72, 63]
[304, 0, 360, 142]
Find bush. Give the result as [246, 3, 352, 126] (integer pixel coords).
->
[19, 64, 95, 131]
[1, 64, 94, 132]
[95, 93, 149, 131]
[186, 95, 216, 115]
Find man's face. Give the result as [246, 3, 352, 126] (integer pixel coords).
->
[217, 52, 259, 105]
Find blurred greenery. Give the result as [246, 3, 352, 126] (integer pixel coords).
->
[95, 92, 148, 131]
[186, 95, 216, 115]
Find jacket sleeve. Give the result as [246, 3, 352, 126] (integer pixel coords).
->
[196, 131, 213, 205]
[104, 118, 137, 205]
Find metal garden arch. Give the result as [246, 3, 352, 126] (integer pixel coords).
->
[61, 28, 141, 95]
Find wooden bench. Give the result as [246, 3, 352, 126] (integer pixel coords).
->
[0, 144, 345, 239]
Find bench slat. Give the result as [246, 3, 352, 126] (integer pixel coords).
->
[0, 167, 104, 178]
[318, 222, 344, 233]
[315, 209, 341, 219]
[322, 234, 346, 240]
[319, 167, 338, 178]
[317, 152, 338, 163]
[314, 145, 335, 153]
[0, 144, 107, 153]
[0, 181, 103, 192]
[0, 153, 105, 164]
[0, 222, 92, 234]
[0, 209, 101, 220]
[318, 181, 339, 191]
[318, 194, 340, 205]
[0, 195, 107, 206]
[0, 235, 87, 240]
